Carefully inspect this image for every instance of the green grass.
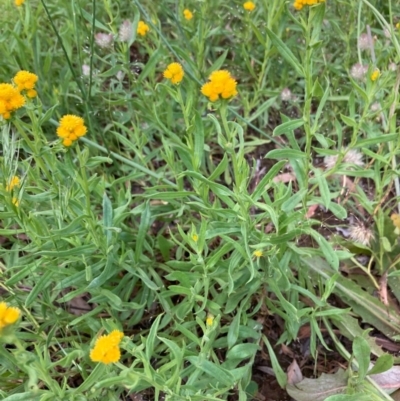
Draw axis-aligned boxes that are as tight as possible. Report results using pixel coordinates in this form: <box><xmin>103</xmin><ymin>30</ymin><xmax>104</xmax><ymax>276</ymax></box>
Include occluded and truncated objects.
<box><xmin>1</xmin><ymin>0</ymin><xmax>400</xmax><ymax>400</ymax></box>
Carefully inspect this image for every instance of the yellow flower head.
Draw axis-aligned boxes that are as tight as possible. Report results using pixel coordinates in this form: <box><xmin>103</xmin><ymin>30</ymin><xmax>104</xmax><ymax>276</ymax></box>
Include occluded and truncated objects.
<box><xmin>183</xmin><ymin>9</ymin><xmax>193</xmax><ymax>20</ymax></box>
<box><xmin>15</xmin><ymin>0</ymin><xmax>25</xmax><ymax>5</ymax></box>
<box><xmin>391</xmin><ymin>214</ymin><xmax>400</xmax><ymax>229</ymax></box>
<box><xmin>57</xmin><ymin>114</ymin><xmax>87</xmax><ymax>147</ymax></box>
<box><xmin>137</xmin><ymin>21</ymin><xmax>149</xmax><ymax>36</ymax></box>
<box><xmin>201</xmin><ymin>70</ymin><xmax>237</xmax><ymax>102</ymax></box>
<box><xmin>90</xmin><ymin>330</ymin><xmax>124</xmax><ymax>364</ymax></box>
<box><xmin>163</xmin><ymin>62</ymin><xmax>184</xmax><ymax>84</ymax></box>
<box><xmin>370</xmin><ymin>69</ymin><xmax>380</xmax><ymax>81</ymax></box>
<box><xmin>253</xmin><ymin>250</ymin><xmax>263</xmax><ymax>258</ymax></box>
<box><xmin>206</xmin><ymin>314</ymin><xmax>214</xmax><ymax>327</ymax></box>
<box><xmin>13</xmin><ymin>71</ymin><xmax>38</xmax><ymax>97</ymax></box>
<box><xmin>0</xmin><ymin>302</ymin><xmax>21</xmax><ymax>331</ymax></box>
<box><xmin>293</xmin><ymin>0</ymin><xmax>325</xmax><ymax>11</ymax></box>
<box><xmin>243</xmin><ymin>1</ymin><xmax>256</xmax><ymax>11</ymax></box>
<box><xmin>0</xmin><ymin>83</ymin><xmax>25</xmax><ymax>119</ymax></box>
<box><xmin>6</xmin><ymin>176</ymin><xmax>20</xmax><ymax>192</ymax></box>
<box><xmin>192</xmin><ymin>233</ymin><xmax>199</xmax><ymax>242</ymax></box>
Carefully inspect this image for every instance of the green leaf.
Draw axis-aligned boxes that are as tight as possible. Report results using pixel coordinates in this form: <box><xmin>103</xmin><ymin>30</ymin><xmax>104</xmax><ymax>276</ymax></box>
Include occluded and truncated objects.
<box><xmin>25</xmin><ymin>270</ymin><xmax>53</xmax><ymax>307</ymax></box>
<box><xmin>304</xmin><ymin>257</ymin><xmax>400</xmax><ymax>339</ymax></box>
<box><xmin>143</xmin><ymin>191</ymin><xmax>194</xmax><ymax>200</ymax></box>
<box><xmin>328</xmin><ymin>202</ymin><xmax>347</xmax><ymax>220</ymax></box>
<box><xmin>205</xmin><ymin>50</ymin><xmax>229</xmax><ymax>76</ymax></box>
<box><xmin>265</xmin><ymin>28</ymin><xmax>304</xmax><ymax>77</ymax></box>
<box><xmin>367</xmin><ymin>354</ymin><xmax>393</xmax><ymax>376</ymax></box>
<box><xmin>146</xmin><ymin>314</ymin><xmax>162</xmax><ymax>361</ymax></box>
<box><xmin>273</xmin><ymin>119</ymin><xmax>304</xmax><ymax>137</ymax></box>
<box><xmin>265</xmin><ymin>149</ymin><xmax>306</xmax><ymax>160</ymax></box>
<box><xmin>314</xmin><ymin>170</ymin><xmax>331</xmax><ymax>209</ymax></box>
<box><xmin>355</xmin><ymin>133</ymin><xmax>397</xmax><ymax>147</ymax></box>
<box><xmin>226</xmin><ymin>343</ymin><xmax>259</xmax><ymax>360</ymax></box>
<box><xmin>311</xmin><ymin>230</ymin><xmax>339</xmax><ymax>270</ymax></box>
<box><xmin>76</xmin><ymin>363</ymin><xmax>107</xmax><ymax>392</ymax></box>
<box><xmin>262</xmin><ymin>335</ymin><xmax>287</xmax><ymax>388</ymax></box>
<box><xmin>251</xmin><ymin>160</ymin><xmax>286</xmax><ymax>201</ymax></box>
<box><xmin>193</xmin><ymin>111</ymin><xmax>205</xmax><ymax>170</ymax></box>
<box><xmin>186</xmin><ymin>356</ymin><xmax>234</xmax><ymax>386</ymax></box>
<box><xmin>340</xmin><ymin>114</ymin><xmax>357</xmax><ymax>128</ymax></box>
<box><xmin>281</xmin><ymin>188</ymin><xmax>307</xmax><ymax>213</ymax></box>
<box><xmin>103</xmin><ymin>192</ymin><xmax>113</xmax><ymax>246</ymax></box>
<box><xmin>353</xmin><ymin>336</ymin><xmax>370</xmax><ymax>381</ymax></box>
<box><xmin>135</xmin><ymin>201</ymin><xmax>151</xmax><ymax>263</ymax></box>
<box><xmin>87</xmin><ymin>254</ymin><xmax>114</xmax><ymax>289</ymax></box>
<box><xmin>227</xmin><ymin>313</ymin><xmax>240</xmax><ymax>349</ymax></box>
<box><xmin>2</xmin><ymin>394</ymin><xmax>43</xmax><ymax>401</ymax></box>
<box><xmin>138</xmin><ymin>48</ymin><xmax>162</xmax><ymax>83</ymax></box>
<box><xmin>86</xmin><ymin>156</ymin><xmax>113</xmax><ymax>168</ymax></box>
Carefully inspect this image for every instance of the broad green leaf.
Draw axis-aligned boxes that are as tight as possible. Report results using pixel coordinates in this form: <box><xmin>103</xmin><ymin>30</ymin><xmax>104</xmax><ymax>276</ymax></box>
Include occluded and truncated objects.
<box><xmin>226</xmin><ymin>343</ymin><xmax>259</xmax><ymax>360</ymax></box>
<box><xmin>353</xmin><ymin>336</ymin><xmax>371</xmax><ymax>381</ymax></box>
<box><xmin>367</xmin><ymin>354</ymin><xmax>393</xmax><ymax>376</ymax></box>
<box><xmin>304</xmin><ymin>257</ymin><xmax>400</xmax><ymax>339</ymax></box>
<box><xmin>227</xmin><ymin>313</ymin><xmax>240</xmax><ymax>349</ymax></box>
<box><xmin>186</xmin><ymin>356</ymin><xmax>234</xmax><ymax>386</ymax></box>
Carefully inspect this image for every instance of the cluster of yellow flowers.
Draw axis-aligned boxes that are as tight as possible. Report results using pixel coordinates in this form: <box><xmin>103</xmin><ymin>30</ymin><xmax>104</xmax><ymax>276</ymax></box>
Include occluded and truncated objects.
<box><xmin>163</xmin><ymin>63</ymin><xmax>238</xmax><ymax>102</ymax></box>
<box><xmin>90</xmin><ymin>330</ymin><xmax>124</xmax><ymax>364</ymax></box>
<box><xmin>137</xmin><ymin>21</ymin><xmax>149</xmax><ymax>36</ymax></box>
<box><xmin>183</xmin><ymin>9</ymin><xmax>193</xmax><ymax>20</ymax></box>
<box><xmin>15</xmin><ymin>0</ymin><xmax>25</xmax><ymax>6</ymax></box>
<box><xmin>293</xmin><ymin>0</ymin><xmax>325</xmax><ymax>11</ymax></box>
<box><xmin>201</xmin><ymin>70</ymin><xmax>238</xmax><ymax>102</ymax></box>
<box><xmin>0</xmin><ymin>70</ymin><xmax>37</xmax><ymax>120</ymax></box>
<box><xmin>163</xmin><ymin>63</ymin><xmax>185</xmax><ymax>84</ymax></box>
<box><xmin>56</xmin><ymin>114</ymin><xmax>88</xmax><ymax>147</ymax></box>
<box><xmin>14</xmin><ymin>70</ymin><xmax>38</xmax><ymax>98</ymax></box>
<box><xmin>0</xmin><ymin>302</ymin><xmax>20</xmax><ymax>332</ymax></box>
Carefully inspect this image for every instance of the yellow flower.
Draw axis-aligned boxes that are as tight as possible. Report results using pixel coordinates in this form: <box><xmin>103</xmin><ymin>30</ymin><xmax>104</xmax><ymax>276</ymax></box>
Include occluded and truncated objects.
<box><xmin>13</xmin><ymin>71</ymin><xmax>38</xmax><ymax>97</ymax></box>
<box><xmin>391</xmin><ymin>214</ymin><xmax>400</xmax><ymax>229</ymax></box>
<box><xmin>201</xmin><ymin>70</ymin><xmax>237</xmax><ymax>102</ymax></box>
<box><xmin>0</xmin><ymin>302</ymin><xmax>21</xmax><ymax>331</ymax></box>
<box><xmin>243</xmin><ymin>1</ymin><xmax>256</xmax><ymax>11</ymax></box>
<box><xmin>206</xmin><ymin>314</ymin><xmax>214</xmax><ymax>327</ymax></box>
<box><xmin>56</xmin><ymin>114</ymin><xmax>87</xmax><ymax>147</ymax></box>
<box><xmin>90</xmin><ymin>330</ymin><xmax>124</xmax><ymax>364</ymax></box>
<box><xmin>183</xmin><ymin>9</ymin><xmax>193</xmax><ymax>20</ymax></box>
<box><xmin>137</xmin><ymin>21</ymin><xmax>149</xmax><ymax>36</ymax></box>
<box><xmin>370</xmin><ymin>69</ymin><xmax>380</xmax><ymax>81</ymax></box>
<box><xmin>0</xmin><ymin>83</ymin><xmax>25</xmax><ymax>119</ymax></box>
<box><xmin>192</xmin><ymin>233</ymin><xmax>199</xmax><ymax>242</ymax></box>
<box><xmin>163</xmin><ymin>62</ymin><xmax>184</xmax><ymax>84</ymax></box>
<box><xmin>293</xmin><ymin>0</ymin><xmax>325</xmax><ymax>11</ymax></box>
<box><xmin>6</xmin><ymin>176</ymin><xmax>20</xmax><ymax>192</ymax></box>
<box><xmin>15</xmin><ymin>0</ymin><xmax>25</xmax><ymax>5</ymax></box>
<box><xmin>253</xmin><ymin>250</ymin><xmax>263</xmax><ymax>258</ymax></box>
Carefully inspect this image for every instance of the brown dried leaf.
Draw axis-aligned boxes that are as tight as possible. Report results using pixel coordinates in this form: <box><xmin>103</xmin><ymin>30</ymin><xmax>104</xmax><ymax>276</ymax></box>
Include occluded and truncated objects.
<box><xmin>287</xmin><ymin>359</ymin><xmax>303</xmax><ymax>385</ymax></box>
